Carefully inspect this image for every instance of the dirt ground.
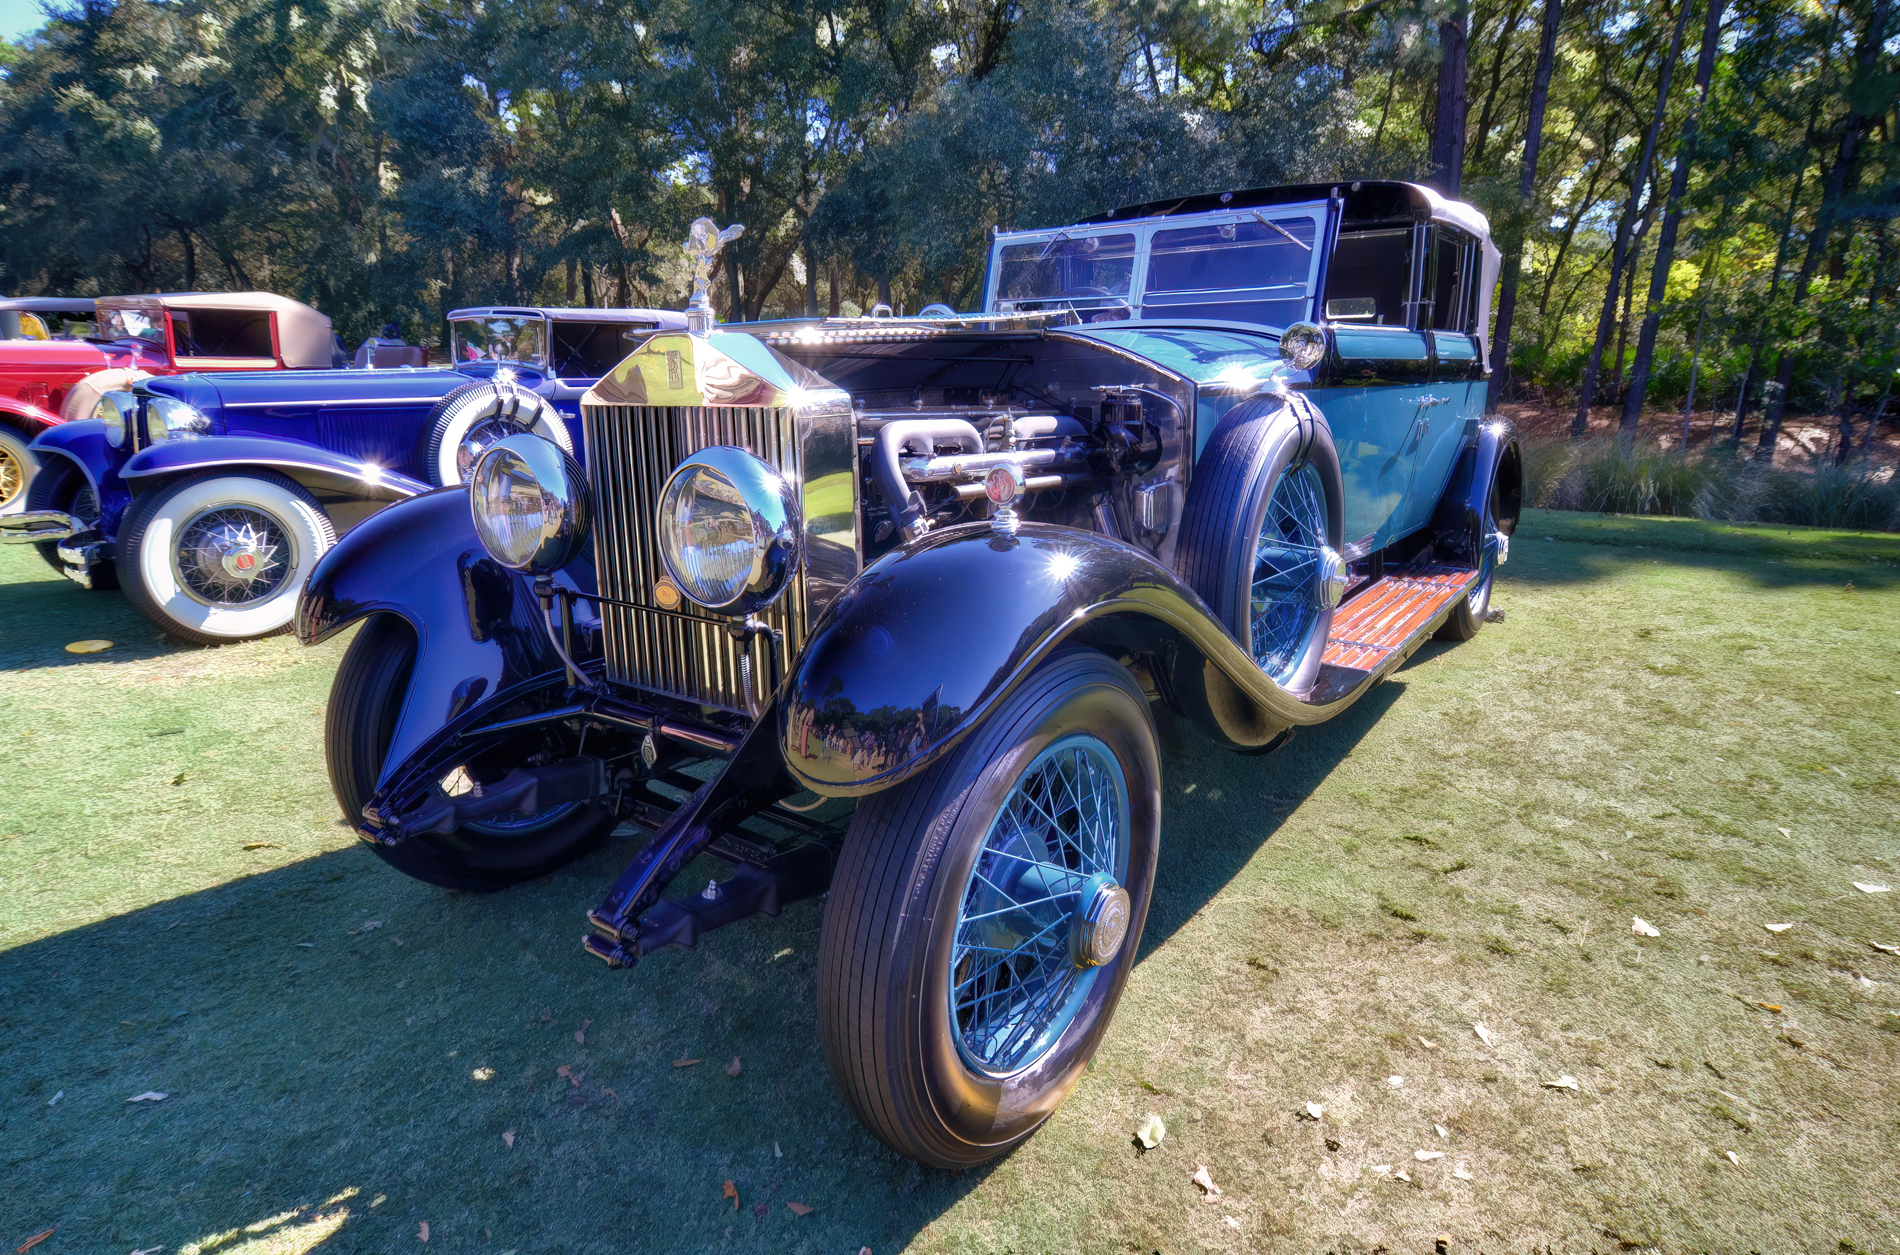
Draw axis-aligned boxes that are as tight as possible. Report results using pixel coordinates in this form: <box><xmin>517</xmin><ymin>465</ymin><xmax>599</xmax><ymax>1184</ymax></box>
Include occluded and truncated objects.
<box><xmin>1497</xmin><ymin>398</ymin><xmax>1900</xmax><ymax>468</ymax></box>
<box><xmin>2</xmin><ymin>512</ymin><xmax>1898</xmax><ymax>1254</ymax></box>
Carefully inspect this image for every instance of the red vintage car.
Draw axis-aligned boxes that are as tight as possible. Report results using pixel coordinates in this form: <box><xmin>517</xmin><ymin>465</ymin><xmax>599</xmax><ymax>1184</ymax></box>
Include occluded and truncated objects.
<box><xmin>0</xmin><ymin>291</ymin><xmax>337</xmax><ymax>513</ymax></box>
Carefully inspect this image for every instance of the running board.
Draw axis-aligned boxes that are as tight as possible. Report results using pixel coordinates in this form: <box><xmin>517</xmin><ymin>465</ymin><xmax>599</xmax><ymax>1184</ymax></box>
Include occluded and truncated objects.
<box><xmin>1305</xmin><ymin>566</ymin><xmax>1477</xmax><ymax>704</ymax></box>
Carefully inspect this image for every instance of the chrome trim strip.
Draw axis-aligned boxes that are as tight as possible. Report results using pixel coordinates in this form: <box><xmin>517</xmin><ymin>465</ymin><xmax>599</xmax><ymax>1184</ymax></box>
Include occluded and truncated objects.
<box><xmin>222</xmin><ymin>397</ymin><xmax>450</xmax><ymax>408</ymax></box>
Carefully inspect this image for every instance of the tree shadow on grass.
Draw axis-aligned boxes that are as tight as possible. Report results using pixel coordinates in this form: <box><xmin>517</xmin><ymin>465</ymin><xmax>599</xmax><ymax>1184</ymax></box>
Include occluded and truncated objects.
<box><xmin>1502</xmin><ymin>510</ymin><xmax>1900</xmax><ymax>592</ymax></box>
<box><xmin>0</xmin><ymin>836</ymin><xmax>991</xmax><ymax>1255</ymax></box>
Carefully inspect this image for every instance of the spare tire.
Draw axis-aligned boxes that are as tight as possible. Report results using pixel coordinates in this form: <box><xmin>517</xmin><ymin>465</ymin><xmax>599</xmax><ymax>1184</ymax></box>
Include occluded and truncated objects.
<box><xmin>60</xmin><ymin>368</ymin><xmax>154</xmax><ymax>425</ymax></box>
<box><xmin>417</xmin><ymin>379</ymin><xmax>571</xmax><ymax>486</ymax></box>
<box><xmin>1176</xmin><ymin>391</ymin><xmax>1345</xmax><ymax>695</ymax></box>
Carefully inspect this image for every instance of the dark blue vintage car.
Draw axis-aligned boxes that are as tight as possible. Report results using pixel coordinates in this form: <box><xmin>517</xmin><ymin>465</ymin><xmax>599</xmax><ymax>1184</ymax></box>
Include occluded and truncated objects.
<box><xmin>1</xmin><ymin>305</ymin><xmax>684</xmax><ymax>644</ymax></box>
<box><xmin>293</xmin><ymin>183</ymin><xmax>1522</xmax><ymax>1168</ymax></box>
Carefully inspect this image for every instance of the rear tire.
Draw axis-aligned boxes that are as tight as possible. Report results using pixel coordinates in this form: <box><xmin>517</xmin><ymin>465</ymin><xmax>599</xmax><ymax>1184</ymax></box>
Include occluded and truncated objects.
<box><xmin>419</xmin><ymin>380</ymin><xmax>570</xmax><ymax>486</ymax></box>
<box><xmin>818</xmin><ymin>649</ymin><xmax>1161</xmax><ymax>1167</ymax></box>
<box><xmin>1177</xmin><ymin>393</ymin><xmax>1344</xmax><ymax>692</ymax></box>
<box><xmin>326</xmin><ymin>614</ymin><xmax>615</xmax><ymax>890</ymax></box>
<box><xmin>1436</xmin><ymin>441</ymin><xmax>1520</xmax><ymax>641</ymax></box>
<box><xmin>120</xmin><ymin>471</ymin><xmax>335</xmax><ymax>645</ymax></box>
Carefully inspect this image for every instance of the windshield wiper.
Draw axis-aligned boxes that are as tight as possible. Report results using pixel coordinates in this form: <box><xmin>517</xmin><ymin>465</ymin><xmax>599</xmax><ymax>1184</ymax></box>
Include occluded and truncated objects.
<box><xmin>1251</xmin><ymin>212</ymin><xmax>1312</xmax><ymax>251</ymax></box>
<box><xmin>1033</xmin><ymin>231</ymin><xmax>1072</xmax><ymax>263</ymax></box>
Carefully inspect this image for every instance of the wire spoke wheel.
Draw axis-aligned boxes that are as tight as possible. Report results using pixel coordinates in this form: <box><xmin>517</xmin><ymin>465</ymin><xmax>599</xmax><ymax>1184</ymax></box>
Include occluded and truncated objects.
<box><xmin>0</xmin><ymin>440</ymin><xmax>23</xmax><ymax>508</ymax></box>
<box><xmin>1249</xmin><ymin>461</ymin><xmax>1328</xmax><ymax>683</ymax></box>
<box><xmin>172</xmin><ymin>505</ymin><xmax>292</xmax><ymax>607</ymax></box>
<box><xmin>950</xmin><ymin>734</ymin><xmax>1129</xmax><ymax>1076</ymax></box>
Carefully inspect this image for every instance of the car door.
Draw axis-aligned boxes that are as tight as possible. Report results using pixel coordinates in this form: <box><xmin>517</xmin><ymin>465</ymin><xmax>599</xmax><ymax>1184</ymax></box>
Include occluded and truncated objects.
<box><xmin>1394</xmin><ymin>226</ymin><xmax>1486</xmax><ymax>538</ymax></box>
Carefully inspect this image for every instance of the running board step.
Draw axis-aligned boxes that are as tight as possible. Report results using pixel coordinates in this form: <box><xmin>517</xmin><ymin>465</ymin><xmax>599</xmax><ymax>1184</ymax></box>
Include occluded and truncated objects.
<box><xmin>1302</xmin><ymin>566</ymin><xmax>1478</xmax><ymax>704</ymax></box>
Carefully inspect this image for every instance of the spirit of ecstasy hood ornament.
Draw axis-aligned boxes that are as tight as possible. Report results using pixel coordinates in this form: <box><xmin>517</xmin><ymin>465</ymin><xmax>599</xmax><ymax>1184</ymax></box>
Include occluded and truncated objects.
<box><xmin>684</xmin><ymin>217</ymin><xmax>745</xmax><ymax>332</ymax></box>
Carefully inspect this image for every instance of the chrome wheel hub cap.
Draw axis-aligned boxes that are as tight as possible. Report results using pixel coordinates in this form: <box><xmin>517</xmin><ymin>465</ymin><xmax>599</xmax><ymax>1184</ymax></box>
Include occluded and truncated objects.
<box><xmin>174</xmin><ymin>507</ymin><xmax>288</xmax><ymax>606</ymax></box>
<box><xmin>1070</xmin><ymin>872</ymin><xmax>1131</xmax><ymax>968</ymax></box>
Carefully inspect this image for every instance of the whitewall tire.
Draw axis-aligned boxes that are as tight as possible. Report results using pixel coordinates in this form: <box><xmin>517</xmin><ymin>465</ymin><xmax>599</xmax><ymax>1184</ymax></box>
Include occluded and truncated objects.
<box><xmin>119</xmin><ymin>471</ymin><xmax>336</xmax><ymax>645</ymax></box>
<box><xmin>420</xmin><ymin>380</ymin><xmax>570</xmax><ymax>487</ymax></box>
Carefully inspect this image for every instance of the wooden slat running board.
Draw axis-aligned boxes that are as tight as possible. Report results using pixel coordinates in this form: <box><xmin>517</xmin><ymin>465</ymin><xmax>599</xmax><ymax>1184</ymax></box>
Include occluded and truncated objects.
<box><xmin>1321</xmin><ymin>566</ymin><xmax>1477</xmax><ymax>671</ymax></box>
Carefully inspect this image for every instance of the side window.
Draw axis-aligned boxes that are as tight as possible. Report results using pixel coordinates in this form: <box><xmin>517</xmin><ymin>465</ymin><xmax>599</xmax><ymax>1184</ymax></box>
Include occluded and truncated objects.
<box><xmin>176</xmin><ymin>309</ymin><xmax>276</xmax><ymax>358</ymax></box>
<box><xmin>1430</xmin><ymin>228</ymin><xmax>1476</xmax><ymax>332</ymax></box>
<box><xmin>1323</xmin><ymin>229</ymin><xmax>1413</xmax><ymax>326</ymax></box>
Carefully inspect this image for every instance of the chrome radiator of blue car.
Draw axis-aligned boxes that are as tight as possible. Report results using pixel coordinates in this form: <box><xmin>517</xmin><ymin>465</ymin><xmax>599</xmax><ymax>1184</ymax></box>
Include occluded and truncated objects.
<box><xmin>582</xmin><ymin>401</ymin><xmax>810</xmax><ymax>715</ymax></box>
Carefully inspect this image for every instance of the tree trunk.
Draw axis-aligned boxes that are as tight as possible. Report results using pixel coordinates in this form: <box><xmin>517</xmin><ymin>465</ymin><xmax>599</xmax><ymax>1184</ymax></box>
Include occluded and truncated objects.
<box><xmin>1570</xmin><ymin>0</ymin><xmax>1692</xmax><ymax>439</ymax></box>
<box><xmin>582</xmin><ymin>264</ymin><xmax>596</xmax><ymax>308</ymax></box>
<box><xmin>1429</xmin><ymin>7</ymin><xmax>1470</xmax><ymax>194</ymax></box>
<box><xmin>878</xmin><ymin>274</ymin><xmax>892</xmax><ymax>309</ymax></box>
<box><xmin>1487</xmin><ymin>0</ymin><xmax>1562</xmax><ymax>413</ymax></box>
<box><xmin>1757</xmin><ymin>0</ymin><xmax>1891</xmax><ymax>461</ymax></box>
<box><xmin>1621</xmin><ymin>0</ymin><xmax>1727</xmax><ymax>440</ymax></box>
<box><xmin>804</xmin><ymin>241</ymin><xmax>820</xmax><ymax>317</ymax></box>
<box><xmin>565</xmin><ymin>257</ymin><xmax>578</xmax><ymax>305</ymax></box>
<box><xmin>1732</xmin><ymin>167</ymin><xmax>1806</xmax><ymax>442</ymax></box>
<box><xmin>828</xmin><ymin>257</ymin><xmax>841</xmax><ymax>317</ymax></box>
<box><xmin>178</xmin><ymin>227</ymin><xmax>197</xmax><ymax>290</ymax></box>
<box><xmin>1611</xmin><ymin>228</ymin><xmax>1644</xmax><ymax>400</ymax></box>
<box><xmin>1468</xmin><ymin>0</ymin><xmax>1529</xmax><ymax>169</ymax></box>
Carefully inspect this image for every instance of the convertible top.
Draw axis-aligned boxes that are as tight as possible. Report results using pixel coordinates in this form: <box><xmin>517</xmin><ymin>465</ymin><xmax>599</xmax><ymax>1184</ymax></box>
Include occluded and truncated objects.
<box><xmin>449</xmin><ymin>306</ymin><xmax>689</xmax><ymax>327</ymax></box>
<box><xmin>97</xmin><ymin>291</ymin><xmax>336</xmax><ymax>368</ymax></box>
<box><xmin>1080</xmin><ymin>179</ymin><xmax>1493</xmax><ymax>243</ymax></box>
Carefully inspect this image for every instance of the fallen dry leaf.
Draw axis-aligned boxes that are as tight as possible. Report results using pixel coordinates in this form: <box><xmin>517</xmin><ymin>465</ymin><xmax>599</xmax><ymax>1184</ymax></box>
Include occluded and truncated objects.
<box><xmin>1415</xmin><ymin>1149</ymin><xmax>1445</xmax><ymax>1161</ymax></box>
<box><xmin>1542</xmin><ymin>1075</ymin><xmax>1580</xmax><ymax>1090</ymax></box>
<box><xmin>556</xmin><ymin>1064</ymin><xmax>580</xmax><ymax>1087</ymax></box>
<box><xmin>1473</xmin><ymin>1023</ymin><xmax>1494</xmax><ymax>1047</ymax></box>
<box><xmin>127</xmin><ymin>1091</ymin><xmax>167</xmax><ymax>1103</ymax></box>
<box><xmin>1725</xmin><ymin>1151</ymin><xmax>1740</xmax><ymax>1165</ymax></box>
<box><xmin>418</xmin><ymin>1220</ymin><xmax>429</xmax><ymax>1241</ymax></box>
<box><xmin>1191</xmin><ymin>1165</ymin><xmax>1222</xmax><ymax>1200</ymax></box>
<box><xmin>786</xmin><ymin>1201</ymin><xmax>813</xmax><ymax>1216</ymax></box>
<box><xmin>1756</xmin><ymin>1002</ymin><xmax>1783</xmax><ymax>1013</ymax></box>
<box><xmin>1301</xmin><ymin>1101</ymin><xmax>1324</xmax><ymax>1120</ymax></box>
<box><xmin>45</xmin><ymin>1091</ymin><xmax>61</xmax><ymax>1107</ymax></box>
<box><xmin>242</xmin><ymin>842</ymin><xmax>277</xmax><ymax>851</ymax></box>
<box><xmin>774</xmin><ymin>1141</ymin><xmax>782</xmax><ymax>1158</ymax></box>
<box><xmin>1435</xmin><ymin>1123</ymin><xmax>1450</xmax><ymax>1140</ymax></box>
<box><xmin>16</xmin><ymin>1229</ymin><xmax>55</xmax><ymax>1253</ymax></box>
<box><xmin>1135</xmin><ymin>1113</ymin><xmax>1166</xmax><ymax>1148</ymax></box>
<box><xmin>502</xmin><ymin>1130</ymin><xmax>515</xmax><ymax>1148</ymax></box>
<box><xmin>673</xmin><ymin>1057</ymin><xmax>702</xmax><ymax>1068</ymax></box>
<box><xmin>722</xmin><ymin>1180</ymin><xmax>739</xmax><ymax>1211</ymax></box>
<box><xmin>575</xmin><ymin>1018</ymin><xmax>591</xmax><ymax>1045</ymax></box>
<box><xmin>1393</xmin><ymin>1168</ymin><xmax>1413</xmax><ymax>1183</ymax></box>
<box><xmin>1418</xmin><ymin>1036</ymin><xmax>1438</xmax><ymax>1050</ymax></box>
<box><xmin>1763</xmin><ymin>923</ymin><xmax>1794</xmax><ymax>933</ymax></box>
<box><xmin>1777</xmin><ymin>826</ymin><xmax>1791</xmax><ymax>837</ymax></box>
<box><xmin>1632</xmin><ymin>916</ymin><xmax>1661</xmax><ymax>937</ymax></box>
<box><xmin>349</xmin><ymin>921</ymin><xmax>383</xmax><ymax>935</ymax></box>
<box><xmin>726</xmin><ymin>1056</ymin><xmax>742</xmax><ymax>1077</ymax></box>
<box><xmin>1873</xmin><ymin>942</ymin><xmax>1899</xmax><ymax>954</ymax></box>
<box><xmin>1221</xmin><ymin>1217</ymin><xmax>1241</xmax><ymax>1230</ymax></box>
<box><xmin>1854</xmin><ymin>882</ymin><xmax>1892</xmax><ymax>894</ymax></box>
<box><xmin>1452</xmin><ymin>1166</ymin><xmax>1473</xmax><ymax>1181</ymax></box>
<box><xmin>539</xmin><ymin>1008</ymin><xmax>553</xmax><ymax>1022</ymax></box>
<box><xmin>1388</xmin><ymin>1075</ymin><xmax>1405</xmax><ymax>1087</ymax></box>
<box><xmin>1857</xmin><ymin>975</ymin><xmax>1878</xmax><ymax>990</ymax></box>
<box><xmin>133</xmin><ymin>1248</ymin><xmax>163</xmax><ymax>1254</ymax></box>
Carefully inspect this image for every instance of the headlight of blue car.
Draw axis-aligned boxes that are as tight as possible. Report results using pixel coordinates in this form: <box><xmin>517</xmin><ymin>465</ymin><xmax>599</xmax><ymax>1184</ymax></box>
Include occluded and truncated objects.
<box><xmin>144</xmin><ymin>396</ymin><xmax>211</xmax><ymax>444</ymax></box>
<box><xmin>94</xmin><ymin>390</ymin><xmax>137</xmax><ymax>448</ymax></box>
<box><xmin>469</xmin><ymin>433</ymin><xmax>592</xmax><ymax>575</ymax></box>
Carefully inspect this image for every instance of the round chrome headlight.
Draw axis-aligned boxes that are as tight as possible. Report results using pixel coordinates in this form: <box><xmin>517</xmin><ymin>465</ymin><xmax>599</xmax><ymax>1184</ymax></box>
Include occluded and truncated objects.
<box><xmin>95</xmin><ymin>390</ymin><xmax>136</xmax><ymax>448</ymax></box>
<box><xmin>469</xmin><ymin>433</ymin><xmax>592</xmax><ymax>574</ymax></box>
<box><xmin>1278</xmin><ymin>321</ymin><xmax>1327</xmax><ymax>372</ymax></box>
<box><xmin>657</xmin><ymin>447</ymin><xmax>801</xmax><ymax>614</ymax></box>
<box><xmin>144</xmin><ymin>396</ymin><xmax>210</xmax><ymax>444</ymax></box>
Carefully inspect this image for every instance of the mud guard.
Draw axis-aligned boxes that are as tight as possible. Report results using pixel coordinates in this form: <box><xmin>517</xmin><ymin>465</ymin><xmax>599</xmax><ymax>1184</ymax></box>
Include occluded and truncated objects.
<box><xmin>1430</xmin><ymin>418</ymin><xmax>1522</xmax><ymax>568</ymax></box>
<box><xmin>0</xmin><ymin>396</ymin><xmax>62</xmax><ymax>433</ymax></box>
<box><xmin>28</xmin><ymin>419</ymin><xmax>127</xmax><ymax>523</ymax></box>
<box><xmin>120</xmin><ymin>435</ymin><xmax>431</xmax><ymax>501</ymax></box>
<box><xmin>778</xmin><ymin>521</ymin><xmax>1393</xmax><ymax>798</ymax></box>
<box><xmin>296</xmin><ymin>486</ymin><xmax>571</xmax><ymax>782</ymax></box>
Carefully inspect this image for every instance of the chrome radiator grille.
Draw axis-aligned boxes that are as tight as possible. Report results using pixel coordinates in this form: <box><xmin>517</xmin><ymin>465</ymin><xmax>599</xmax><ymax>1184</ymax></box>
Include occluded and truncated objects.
<box><xmin>585</xmin><ymin>404</ymin><xmax>808</xmax><ymax>714</ymax></box>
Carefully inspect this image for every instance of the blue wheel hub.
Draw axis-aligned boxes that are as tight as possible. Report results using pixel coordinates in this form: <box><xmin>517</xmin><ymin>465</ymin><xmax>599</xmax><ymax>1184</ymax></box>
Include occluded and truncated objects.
<box><xmin>949</xmin><ymin>734</ymin><xmax>1130</xmax><ymax>1076</ymax></box>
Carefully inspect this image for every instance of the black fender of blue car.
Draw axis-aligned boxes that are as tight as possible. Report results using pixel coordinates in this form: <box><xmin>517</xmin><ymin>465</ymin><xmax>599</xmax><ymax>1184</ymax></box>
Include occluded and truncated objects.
<box><xmin>119</xmin><ymin>435</ymin><xmax>433</xmax><ymax>503</ymax></box>
<box><xmin>778</xmin><ymin>521</ymin><xmax>1415</xmax><ymax>799</ymax></box>
<box><xmin>296</xmin><ymin>486</ymin><xmax>575</xmax><ymax>782</ymax></box>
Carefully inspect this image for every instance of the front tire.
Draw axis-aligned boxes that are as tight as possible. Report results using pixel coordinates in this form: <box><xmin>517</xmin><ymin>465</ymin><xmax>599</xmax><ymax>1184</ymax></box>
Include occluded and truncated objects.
<box><xmin>326</xmin><ymin>615</ymin><xmax>615</xmax><ymax>890</ymax></box>
<box><xmin>0</xmin><ymin>425</ymin><xmax>37</xmax><ymax>515</ymax></box>
<box><xmin>22</xmin><ymin>456</ymin><xmax>108</xmax><ymax>583</ymax></box>
<box><xmin>818</xmin><ymin>649</ymin><xmax>1161</xmax><ymax>1167</ymax></box>
<box><xmin>119</xmin><ymin>471</ymin><xmax>336</xmax><ymax>645</ymax></box>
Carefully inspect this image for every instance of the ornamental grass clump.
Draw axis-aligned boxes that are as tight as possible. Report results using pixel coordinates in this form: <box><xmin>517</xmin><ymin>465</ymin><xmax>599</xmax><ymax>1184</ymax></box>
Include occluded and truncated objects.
<box><xmin>1523</xmin><ymin>437</ymin><xmax>1900</xmax><ymax>532</ymax></box>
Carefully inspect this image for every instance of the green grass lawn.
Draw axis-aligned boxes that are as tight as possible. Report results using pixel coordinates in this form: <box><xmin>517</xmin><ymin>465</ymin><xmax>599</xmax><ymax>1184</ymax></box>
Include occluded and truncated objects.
<box><xmin>3</xmin><ymin>511</ymin><xmax>1897</xmax><ymax>1255</ymax></box>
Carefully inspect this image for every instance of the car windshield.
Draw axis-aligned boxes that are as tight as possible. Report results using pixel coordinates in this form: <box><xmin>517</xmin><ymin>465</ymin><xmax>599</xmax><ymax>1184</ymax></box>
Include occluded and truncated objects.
<box><xmin>995</xmin><ymin>233</ymin><xmax>1137</xmax><ymax>321</ymax></box>
<box><xmin>95</xmin><ymin>307</ymin><xmax>166</xmax><ymax>347</ymax></box>
<box><xmin>452</xmin><ymin>316</ymin><xmax>550</xmax><ymax>369</ymax></box>
<box><xmin>1142</xmin><ymin>215</ymin><xmax>1318</xmax><ymax>325</ymax></box>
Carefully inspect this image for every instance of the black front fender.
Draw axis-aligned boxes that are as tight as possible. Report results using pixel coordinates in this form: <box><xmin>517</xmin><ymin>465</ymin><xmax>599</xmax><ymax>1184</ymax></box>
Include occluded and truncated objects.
<box><xmin>779</xmin><ymin>522</ymin><xmax>1381</xmax><ymax>798</ymax></box>
<box><xmin>297</xmin><ymin>486</ymin><xmax>567</xmax><ymax>779</ymax></box>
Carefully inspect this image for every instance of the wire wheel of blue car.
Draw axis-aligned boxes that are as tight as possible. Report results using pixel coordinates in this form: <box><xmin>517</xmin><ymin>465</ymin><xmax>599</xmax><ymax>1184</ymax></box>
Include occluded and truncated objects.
<box><xmin>325</xmin><ymin>614</ymin><xmax>616</xmax><ymax>890</ymax></box>
<box><xmin>818</xmin><ymin>648</ymin><xmax>1160</xmax><ymax>1167</ymax></box>
<box><xmin>1177</xmin><ymin>393</ymin><xmax>1344</xmax><ymax>695</ymax></box>
<box><xmin>120</xmin><ymin>471</ymin><xmax>336</xmax><ymax>645</ymax></box>
<box><xmin>420</xmin><ymin>379</ymin><xmax>571</xmax><ymax>487</ymax></box>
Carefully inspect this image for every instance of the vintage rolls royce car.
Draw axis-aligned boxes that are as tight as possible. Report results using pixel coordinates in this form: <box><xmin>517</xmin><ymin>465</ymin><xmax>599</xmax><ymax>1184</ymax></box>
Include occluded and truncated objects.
<box><xmin>294</xmin><ymin>182</ymin><xmax>1522</xmax><ymax>1167</ymax></box>
<box><xmin>0</xmin><ymin>292</ymin><xmax>337</xmax><ymax>515</ymax></box>
<box><xmin>1</xmin><ymin>305</ymin><xmax>684</xmax><ymax>645</ymax></box>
